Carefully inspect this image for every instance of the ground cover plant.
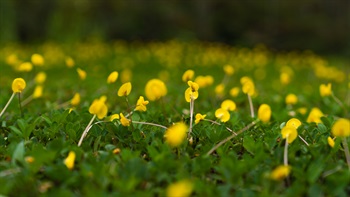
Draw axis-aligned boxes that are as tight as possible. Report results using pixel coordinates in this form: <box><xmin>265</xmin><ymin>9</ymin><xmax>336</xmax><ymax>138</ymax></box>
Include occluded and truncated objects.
<box><xmin>0</xmin><ymin>40</ymin><xmax>349</xmax><ymax>196</ymax></box>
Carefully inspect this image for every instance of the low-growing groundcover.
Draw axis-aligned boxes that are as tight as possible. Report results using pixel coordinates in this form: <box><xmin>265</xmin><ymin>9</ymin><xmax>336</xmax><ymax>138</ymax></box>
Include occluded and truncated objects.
<box><xmin>0</xmin><ymin>41</ymin><xmax>349</xmax><ymax>196</ymax></box>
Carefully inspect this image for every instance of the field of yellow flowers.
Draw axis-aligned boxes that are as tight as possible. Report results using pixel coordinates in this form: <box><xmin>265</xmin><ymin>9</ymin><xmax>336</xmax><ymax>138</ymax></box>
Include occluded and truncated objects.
<box><xmin>0</xmin><ymin>40</ymin><xmax>349</xmax><ymax>196</ymax></box>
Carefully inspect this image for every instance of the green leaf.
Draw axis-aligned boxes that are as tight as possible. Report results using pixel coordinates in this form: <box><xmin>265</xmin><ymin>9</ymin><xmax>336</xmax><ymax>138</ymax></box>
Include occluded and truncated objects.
<box><xmin>243</xmin><ymin>135</ymin><xmax>255</xmax><ymax>155</ymax></box>
<box><xmin>9</xmin><ymin>126</ymin><xmax>23</xmax><ymax>137</ymax></box>
<box><xmin>12</xmin><ymin>141</ymin><xmax>25</xmax><ymax>165</ymax></box>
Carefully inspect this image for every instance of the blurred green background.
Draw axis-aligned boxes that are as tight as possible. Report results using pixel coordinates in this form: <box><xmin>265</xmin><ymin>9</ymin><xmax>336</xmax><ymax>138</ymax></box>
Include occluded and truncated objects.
<box><xmin>1</xmin><ymin>0</ymin><xmax>349</xmax><ymax>55</ymax></box>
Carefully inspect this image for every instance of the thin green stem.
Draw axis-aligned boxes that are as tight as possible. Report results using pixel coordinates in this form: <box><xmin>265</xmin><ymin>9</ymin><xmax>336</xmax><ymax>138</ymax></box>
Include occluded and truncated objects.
<box><xmin>21</xmin><ymin>95</ymin><xmax>33</xmax><ymax>107</ymax></box>
<box><xmin>284</xmin><ymin>138</ymin><xmax>289</xmax><ymax>166</ymax></box>
<box><xmin>132</xmin><ymin>121</ymin><xmax>168</xmax><ymax>130</ymax></box>
<box><xmin>204</xmin><ymin>119</ymin><xmax>237</xmax><ymax>135</ymax></box>
<box><xmin>206</xmin><ymin>120</ymin><xmax>257</xmax><ymax>156</ymax></box>
<box><xmin>332</xmin><ymin>93</ymin><xmax>348</xmax><ymax>115</ymax></box>
<box><xmin>78</xmin><ymin>115</ymin><xmax>96</xmax><ymax>147</ymax></box>
<box><xmin>0</xmin><ymin>92</ymin><xmax>16</xmax><ymax>118</ymax></box>
<box><xmin>247</xmin><ymin>94</ymin><xmax>254</xmax><ymax>118</ymax></box>
<box><xmin>342</xmin><ymin>137</ymin><xmax>350</xmax><ymax>171</ymax></box>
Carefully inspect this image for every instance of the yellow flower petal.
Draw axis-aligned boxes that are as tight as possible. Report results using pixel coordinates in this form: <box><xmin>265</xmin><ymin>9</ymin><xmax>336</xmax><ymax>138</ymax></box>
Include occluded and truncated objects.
<box><xmin>89</xmin><ymin>98</ymin><xmax>108</xmax><ymax>119</ymax></box>
<box><xmin>221</xmin><ymin>99</ymin><xmax>236</xmax><ymax>111</ymax></box>
<box><xmin>319</xmin><ymin>83</ymin><xmax>332</xmax><ymax>97</ymax></box>
<box><xmin>76</xmin><ymin>68</ymin><xmax>87</xmax><ymax>80</ymax></box>
<box><xmin>135</xmin><ymin>96</ymin><xmax>149</xmax><ymax>112</ymax></box>
<box><xmin>327</xmin><ymin>136</ymin><xmax>335</xmax><ymax>148</ymax></box>
<box><xmin>270</xmin><ymin>165</ymin><xmax>291</xmax><ymax>181</ymax></box>
<box><xmin>258</xmin><ymin>104</ymin><xmax>271</xmax><ymax>123</ymax></box>
<box><xmin>12</xmin><ymin>78</ymin><xmax>26</xmax><ymax>93</ymax></box>
<box><xmin>120</xmin><ymin>113</ymin><xmax>130</xmax><ymax>127</ymax></box>
<box><xmin>195</xmin><ymin>113</ymin><xmax>206</xmax><ymax>124</ymax></box>
<box><xmin>306</xmin><ymin>108</ymin><xmax>323</xmax><ymax>124</ymax></box>
<box><xmin>215</xmin><ymin>108</ymin><xmax>230</xmax><ymax>123</ymax></box>
<box><xmin>286</xmin><ymin>118</ymin><xmax>301</xmax><ymax>129</ymax></box>
<box><xmin>118</xmin><ymin>82</ymin><xmax>132</xmax><ymax>97</ymax></box>
<box><xmin>285</xmin><ymin>93</ymin><xmax>298</xmax><ymax>105</ymax></box>
<box><xmin>165</xmin><ymin>122</ymin><xmax>188</xmax><ymax>147</ymax></box>
<box><xmin>107</xmin><ymin>71</ymin><xmax>119</xmax><ymax>84</ymax></box>
<box><xmin>35</xmin><ymin>72</ymin><xmax>46</xmax><ymax>84</ymax></box>
<box><xmin>331</xmin><ymin>118</ymin><xmax>350</xmax><ymax>137</ymax></box>
<box><xmin>70</xmin><ymin>93</ymin><xmax>81</xmax><ymax>106</ymax></box>
<box><xmin>145</xmin><ymin>79</ymin><xmax>167</xmax><ymax>101</ymax></box>
<box><xmin>31</xmin><ymin>53</ymin><xmax>44</xmax><ymax>66</ymax></box>
<box><xmin>166</xmin><ymin>179</ymin><xmax>193</xmax><ymax>197</ymax></box>
<box><xmin>281</xmin><ymin>126</ymin><xmax>298</xmax><ymax>144</ymax></box>
<box><xmin>64</xmin><ymin>151</ymin><xmax>76</xmax><ymax>170</ymax></box>
<box><xmin>182</xmin><ymin>69</ymin><xmax>195</xmax><ymax>82</ymax></box>
<box><xmin>223</xmin><ymin>64</ymin><xmax>234</xmax><ymax>76</ymax></box>
<box><xmin>32</xmin><ymin>86</ymin><xmax>43</xmax><ymax>98</ymax></box>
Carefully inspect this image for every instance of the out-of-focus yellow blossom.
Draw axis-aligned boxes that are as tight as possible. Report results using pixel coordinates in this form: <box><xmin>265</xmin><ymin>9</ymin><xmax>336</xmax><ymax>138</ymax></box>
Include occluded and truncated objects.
<box><xmin>113</xmin><ymin>148</ymin><xmax>121</xmax><ymax>154</ymax></box>
<box><xmin>280</xmin><ymin>72</ymin><xmax>291</xmax><ymax>85</ymax></box>
<box><xmin>327</xmin><ymin>136</ymin><xmax>335</xmax><ymax>148</ymax></box>
<box><xmin>215</xmin><ymin>108</ymin><xmax>230</xmax><ymax>123</ymax></box>
<box><xmin>89</xmin><ymin>97</ymin><xmax>108</xmax><ymax>119</ymax></box>
<box><xmin>120</xmin><ymin>113</ymin><xmax>130</xmax><ymax>126</ymax></box>
<box><xmin>223</xmin><ymin>64</ymin><xmax>234</xmax><ymax>76</ymax></box>
<box><xmin>221</xmin><ymin>99</ymin><xmax>236</xmax><ymax>111</ymax></box>
<box><xmin>281</xmin><ymin>126</ymin><xmax>298</xmax><ymax>144</ymax></box>
<box><xmin>110</xmin><ymin>114</ymin><xmax>120</xmax><ymax>121</ymax></box>
<box><xmin>135</xmin><ymin>96</ymin><xmax>149</xmax><ymax>112</ymax></box>
<box><xmin>35</xmin><ymin>72</ymin><xmax>46</xmax><ymax>84</ymax></box>
<box><xmin>17</xmin><ymin>62</ymin><xmax>33</xmax><ymax>72</ymax></box>
<box><xmin>182</xmin><ymin>69</ymin><xmax>195</xmax><ymax>82</ymax></box>
<box><xmin>70</xmin><ymin>93</ymin><xmax>81</xmax><ymax>107</ymax></box>
<box><xmin>121</xmin><ymin>69</ymin><xmax>132</xmax><ymax>83</ymax></box>
<box><xmin>258</xmin><ymin>104</ymin><xmax>271</xmax><ymax>123</ymax></box>
<box><xmin>25</xmin><ymin>156</ymin><xmax>35</xmax><ymax>163</ymax></box>
<box><xmin>285</xmin><ymin>94</ymin><xmax>298</xmax><ymax>105</ymax></box>
<box><xmin>297</xmin><ymin>107</ymin><xmax>308</xmax><ymax>115</ymax></box>
<box><xmin>32</xmin><ymin>86</ymin><xmax>43</xmax><ymax>99</ymax></box>
<box><xmin>145</xmin><ymin>79</ymin><xmax>167</xmax><ymax>101</ymax></box>
<box><xmin>107</xmin><ymin>71</ymin><xmax>119</xmax><ymax>84</ymax></box>
<box><xmin>12</xmin><ymin>78</ymin><xmax>26</xmax><ymax>93</ymax></box>
<box><xmin>319</xmin><ymin>83</ymin><xmax>332</xmax><ymax>97</ymax></box>
<box><xmin>229</xmin><ymin>87</ymin><xmax>240</xmax><ymax>97</ymax></box>
<box><xmin>166</xmin><ymin>179</ymin><xmax>193</xmax><ymax>197</ymax></box>
<box><xmin>331</xmin><ymin>118</ymin><xmax>350</xmax><ymax>137</ymax></box>
<box><xmin>286</xmin><ymin>118</ymin><xmax>301</xmax><ymax>129</ymax></box>
<box><xmin>164</xmin><ymin>122</ymin><xmax>188</xmax><ymax>147</ymax></box>
<box><xmin>6</xmin><ymin>54</ymin><xmax>20</xmax><ymax>65</ymax></box>
<box><xmin>195</xmin><ymin>113</ymin><xmax>206</xmax><ymax>124</ymax></box>
<box><xmin>185</xmin><ymin>81</ymin><xmax>199</xmax><ymax>102</ymax></box>
<box><xmin>31</xmin><ymin>54</ymin><xmax>44</xmax><ymax>66</ymax></box>
<box><xmin>194</xmin><ymin>75</ymin><xmax>214</xmax><ymax>88</ymax></box>
<box><xmin>76</xmin><ymin>68</ymin><xmax>86</xmax><ymax>80</ymax></box>
<box><xmin>306</xmin><ymin>107</ymin><xmax>323</xmax><ymax>124</ymax></box>
<box><xmin>240</xmin><ymin>77</ymin><xmax>255</xmax><ymax>95</ymax></box>
<box><xmin>215</xmin><ymin>83</ymin><xmax>225</xmax><ymax>97</ymax></box>
<box><xmin>118</xmin><ymin>82</ymin><xmax>132</xmax><ymax>97</ymax></box>
<box><xmin>65</xmin><ymin>57</ymin><xmax>75</xmax><ymax>68</ymax></box>
<box><xmin>64</xmin><ymin>151</ymin><xmax>76</xmax><ymax>170</ymax></box>
<box><xmin>270</xmin><ymin>165</ymin><xmax>291</xmax><ymax>181</ymax></box>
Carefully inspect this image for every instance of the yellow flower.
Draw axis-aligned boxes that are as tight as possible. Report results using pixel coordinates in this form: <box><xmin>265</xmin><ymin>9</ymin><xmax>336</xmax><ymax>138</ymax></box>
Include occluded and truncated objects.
<box><xmin>166</xmin><ymin>179</ymin><xmax>193</xmax><ymax>197</ymax></box>
<box><xmin>32</xmin><ymin>86</ymin><xmax>43</xmax><ymax>99</ymax></box>
<box><xmin>270</xmin><ymin>165</ymin><xmax>291</xmax><ymax>181</ymax></box>
<box><xmin>327</xmin><ymin>136</ymin><xmax>335</xmax><ymax>148</ymax></box>
<box><xmin>89</xmin><ymin>98</ymin><xmax>108</xmax><ymax>119</ymax></box>
<box><xmin>118</xmin><ymin>82</ymin><xmax>132</xmax><ymax>97</ymax></box>
<box><xmin>223</xmin><ymin>64</ymin><xmax>234</xmax><ymax>76</ymax></box>
<box><xmin>65</xmin><ymin>57</ymin><xmax>75</xmax><ymax>68</ymax></box>
<box><xmin>306</xmin><ymin>107</ymin><xmax>323</xmax><ymax>124</ymax></box>
<box><xmin>17</xmin><ymin>62</ymin><xmax>33</xmax><ymax>72</ymax></box>
<box><xmin>107</xmin><ymin>71</ymin><xmax>119</xmax><ymax>84</ymax></box>
<box><xmin>286</xmin><ymin>118</ymin><xmax>301</xmax><ymax>129</ymax></box>
<box><xmin>258</xmin><ymin>104</ymin><xmax>271</xmax><ymax>123</ymax></box>
<box><xmin>281</xmin><ymin>126</ymin><xmax>298</xmax><ymax>144</ymax></box>
<box><xmin>145</xmin><ymin>79</ymin><xmax>167</xmax><ymax>101</ymax></box>
<box><xmin>185</xmin><ymin>81</ymin><xmax>199</xmax><ymax>102</ymax></box>
<box><xmin>297</xmin><ymin>107</ymin><xmax>308</xmax><ymax>115</ymax></box>
<box><xmin>215</xmin><ymin>108</ymin><xmax>230</xmax><ymax>123</ymax></box>
<box><xmin>182</xmin><ymin>69</ymin><xmax>195</xmax><ymax>82</ymax></box>
<box><xmin>215</xmin><ymin>83</ymin><xmax>225</xmax><ymax>97</ymax></box>
<box><xmin>280</xmin><ymin>72</ymin><xmax>291</xmax><ymax>85</ymax></box>
<box><xmin>110</xmin><ymin>114</ymin><xmax>120</xmax><ymax>121</ymax></box>
<box><xmin>221</xmin><ymin>99</ymin><xmax>236</xmax><ymax>111</ymax></box>
<box><xmin>12</xmin><ymin>78</ymin><xmax>26</xmax><ymax>93</ymax></box>
<box><xmin>240</xmin><ymin>77</ymin><xmax>255</xmax><ymax>95</ymax></box>
<box><xmin>319</xmin><ymin>83</ymin><xmax>332</xmax><ymax>97</ymax></box>
<box><xmin>285</xmin><ymin>94</ymin><xmax>298</xmax><ymax>105</ymax></box>
<box><xmin>135</xmin><ymin>96</ymin><xmax>149</xmax><ymax>112</ymax></box>
<box><xmin>165</xmin><ymin>122</ymin><xmax>188</xmax><ymax>147</ymax></box>
<box><xmin>195</xmin><ymin>113</ymin><xmax>206</xmax><ymax>124</ymax></box>
<box><xmin>64</xmin><ymin>151</ymin><xmax>76</xmax><ymax>170</ymax></box>
<box><xmin>331</xmin><ymin>118</ymin><xmax>350</xmax><ymax>137</ymax></box>
<box><xmin>70</xmin><ymin>93</ymin><xmax>81</xmax><ymax>107</ymax></box>
<box><xmin>77</xmin><ymin>68</ymin><xmax>86</xmax><ymax>80</ymax></box>
<box><xmin>113</xmin><ymin>148</ymin><xmax>121</xmax><ymax>154</ymax></box>
<box><xmin>25</xmin><ymin>156</ymin><xmax>35</xmax><ymax>163</ymax></box>
<box><xmin>194</xmin><ymin>75</ymin><xmax>214</xmax><ymax>88</ymax></box>
<box><xmin>35</xmin><ymin>72</ymin><xmax>46</xmax><ymax>84</ymax></box>
<box><xmin>31</xmin><ymin>54</ymin><xmax>44</xmax><ymax>66</ymax></box>
<box><xmin>229</xmin><ymin>87</ymin><xmax>240</xmax><ymax>97</ymax></box>
<box><xmin>120</xmin><ymin>113</ymin><xmax>130</xmax><ymax>126</ymax></box>
<box><xmin>6</xmin><ymin>54</ymin><xmax>19</xmax><ymax>65</ymax></box>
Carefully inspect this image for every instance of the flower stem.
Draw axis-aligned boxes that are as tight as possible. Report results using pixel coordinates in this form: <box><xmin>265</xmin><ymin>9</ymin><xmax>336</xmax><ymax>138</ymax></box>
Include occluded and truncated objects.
<box><xmin>342</xmin><ymin>137</ymin><xmax>350</xmax><ymax>171</ymax></box>
<box><xmin>18</xmin><ymin>93</ymin><xmax>23</xmax><ymax>118</ymax></box>
<box><xmin>132</xmin><ymin>121</ymin><xmax>168</xmax><ymax>130</ymax></box>
<box><xmin>204</xmin><ymin>119</ymin><xmax>237</xmax><ymax>135</ymax></box>
<box><xmin>247</xmin><ymin>94</ymin><xmax>254</xmax><ymax>118</ymax></box>
<box><xmin>21</xmin><ymin>95</ymin><xmax>33</xmax><ymax>107</ymax></box>
<box><xmin>78</xmin><ymin>115</ymin><xmax>96</xmax><ymax>147</ymax></box>
<box><xmin>206</xmin><ymin>120</ymin><xmax>257</xmax><ymax>156</ymax></box>
<box><xmin>0</xmin><ymin>92</ymin><xmax>16</xmax><ymax>118</ymax></box>
<box><xmin>332</xmin><ymin>93</ymin><xmax>348</xmax><ymax>115</ymax></box>
<box><xmin>284</xmin><ymin>138</ymin><xmax>289</xmax><ymax>166</ymax></box>
<box><xmin>298</xmin><ymin>135</ymin><xmax>309</xmax><ymax>146</ymax></box>
<box><xmin>188</xmin><ymin>97</ymin><xmax>194</xmax><ymax>139</ymax></box>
